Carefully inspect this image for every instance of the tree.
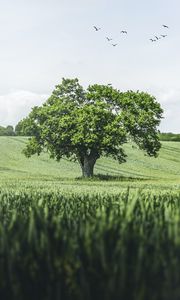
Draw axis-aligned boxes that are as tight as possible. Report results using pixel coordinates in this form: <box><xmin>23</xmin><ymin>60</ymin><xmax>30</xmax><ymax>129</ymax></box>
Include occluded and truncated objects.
<box><xmin>22</xmin><ymin>78</ymin><xmax>163</xmax><ymax>177</ymax></box>
<box><xmin>6</xmin><ymin>125</ymin><xmax>15</xmax><ymax>136</ymax></box>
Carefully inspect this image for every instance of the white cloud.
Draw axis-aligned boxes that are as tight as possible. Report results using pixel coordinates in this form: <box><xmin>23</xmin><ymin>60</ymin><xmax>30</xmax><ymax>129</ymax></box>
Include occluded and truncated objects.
<box><xmin>156</xmin><ymin>89</ymin><xmax>180</xmax><ymax>105</ymax></box>
<box><xmin>154</xmin><ymin>88</ymin><xmax>180</xmax><ymax>133</ymax></box>
<box><xmin>0</xmin><ymin>91</ymin><xmax>48</xmax><ymax>127</ymax></box>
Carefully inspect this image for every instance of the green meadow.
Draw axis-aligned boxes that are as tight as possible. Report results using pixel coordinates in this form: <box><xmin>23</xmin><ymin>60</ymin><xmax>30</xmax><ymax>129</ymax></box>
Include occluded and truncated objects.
<box><xmin>0</xmin><ymin>136</ymin><xmax>180</xmax><ymax>193</ymax></box>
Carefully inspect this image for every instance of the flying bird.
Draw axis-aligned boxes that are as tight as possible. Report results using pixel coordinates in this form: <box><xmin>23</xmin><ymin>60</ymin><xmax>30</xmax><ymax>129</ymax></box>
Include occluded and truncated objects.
<box><xmin>150</xmin><ymin>39</ymin><xmax>154</xmax><ymax>42</ymax></box>
<box><xmin>93</xmin><ymin>26</ymin><xmax>101</xmax><ymax>31</ymax></box>
<box><xmin>155</xmin><ymin>36</ymin><xmax>160</xmax><ymax>40</ymax></box>
<box><xmin>106</xmin><ymin>37</ymin><xmax>112</xmax><ymax>41</ymax></box>
<box><xmin>162</xmin><ymin>24</ymin><xmax>169</xmax><ymax>28</ymax></box>
<box><xmin>112</xmin><ymin>43</ymin><xmax>117</xmax><ymax>47</ymax></box>
<box><xmin>121</xmin><ymin>30</ymin><xmax>127</xmax><ymax>34</ymax></box>
<box><xmin>161</xmin><ymin>34</ymin><xmax>167</xmax><ymax>38</ymax></box>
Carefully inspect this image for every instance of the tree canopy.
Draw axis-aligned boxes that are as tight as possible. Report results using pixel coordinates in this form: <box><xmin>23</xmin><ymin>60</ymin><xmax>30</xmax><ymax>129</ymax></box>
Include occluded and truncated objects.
<box><xmin>21</xmin><ymin>78</ymin><xmax>163</xmax><ymax>177</ymax></box>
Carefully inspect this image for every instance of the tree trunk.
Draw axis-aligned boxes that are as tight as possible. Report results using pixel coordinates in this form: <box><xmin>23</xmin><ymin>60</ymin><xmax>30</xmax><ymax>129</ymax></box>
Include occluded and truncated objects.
<box><xmin>80</xmin><ymin>155</ymin><xmax>96</xmax><ymax>178</ymax></box>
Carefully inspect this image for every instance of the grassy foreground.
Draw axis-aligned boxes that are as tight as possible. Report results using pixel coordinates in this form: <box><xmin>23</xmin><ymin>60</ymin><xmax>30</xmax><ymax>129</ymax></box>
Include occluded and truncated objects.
<box><xmin>0</xmin><ymin>136</ymin><xmax>180</xmax><ymax>192</ymax></box>
<box><xmin>0</xmin><ymin>190</ymin><xmax>180</xmax><ymax>300</ymax></box>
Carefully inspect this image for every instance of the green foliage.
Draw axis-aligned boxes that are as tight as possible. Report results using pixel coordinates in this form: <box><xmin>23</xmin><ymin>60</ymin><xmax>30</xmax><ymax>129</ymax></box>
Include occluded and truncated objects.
<box><xmin>159</xmin><ymin>132</ymin><xmax>180</xmax><ymax>142</ymax></box>
<box><xmin>0</xmin><ymin>125</ymin><xmax>15</xmax><ymax>136</ymax></box>
<box><xmin>21</xmin><ymin>78</ymin><xmax>163</xmax><ymax>177</ymax></box>
<box><xmin>0</xmin><ymin>190</ymin><xmax>180</xmax><ymax>299</ymax></box>
<box><xmin>15</xmin><ymin>118</ymin><xmax>36</xmax><ymax>136</ymax></box>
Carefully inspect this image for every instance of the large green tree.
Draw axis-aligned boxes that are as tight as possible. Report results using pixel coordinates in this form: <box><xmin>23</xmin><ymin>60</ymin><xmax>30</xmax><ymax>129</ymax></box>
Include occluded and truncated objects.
<box><xmin>21</xmin><ymin>78</ymin><xmax>163</xmax><ymax>177</ymax></box>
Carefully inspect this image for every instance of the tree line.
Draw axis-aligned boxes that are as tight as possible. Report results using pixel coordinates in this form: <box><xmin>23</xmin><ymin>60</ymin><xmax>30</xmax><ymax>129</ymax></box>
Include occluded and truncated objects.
<box><xmin>12</xmin><ymin>123</ymin><xmax>180</xmax><ymax>142</ymax></box>
<box><xmin>1</xmin><ymin>125</ymin><xmax>179</xmax><ymax>144</ymax></box>
<box><xmin>0</xmin><ymin>125</ymin><xmax>15</xmax><ymax>136</ymax></box>
<box><xmin>159</xmin><ymin>132</ymin><xmax>180</xmax><ymax>142</ymax></box>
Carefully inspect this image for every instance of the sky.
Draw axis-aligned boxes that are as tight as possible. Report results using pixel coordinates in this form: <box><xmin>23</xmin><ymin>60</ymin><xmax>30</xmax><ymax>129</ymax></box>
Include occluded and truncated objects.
<box><xmin>0</xmin><ymin>0</ymin><xmax>179</xmax><ymax>132</ymax></box>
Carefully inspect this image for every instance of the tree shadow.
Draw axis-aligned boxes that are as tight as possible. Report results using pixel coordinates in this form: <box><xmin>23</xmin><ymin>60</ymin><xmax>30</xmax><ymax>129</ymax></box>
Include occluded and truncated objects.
<box><xmin>76</xmin><ymin>173</ymin><xmax>151</xmax><ymax>182</ymax></box>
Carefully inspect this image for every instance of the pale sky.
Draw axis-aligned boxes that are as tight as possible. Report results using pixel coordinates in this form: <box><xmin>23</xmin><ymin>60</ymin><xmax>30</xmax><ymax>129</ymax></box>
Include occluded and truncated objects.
<box><xmin>0</xmin><ymin>0</ymin><xmax>179</xmax><ymax>132</ymax></box>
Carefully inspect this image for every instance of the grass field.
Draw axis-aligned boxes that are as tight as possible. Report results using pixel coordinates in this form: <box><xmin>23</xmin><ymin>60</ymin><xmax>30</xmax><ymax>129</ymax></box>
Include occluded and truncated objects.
<box><xmin>0</xmin><ymin>187</ymin><xmax>180</xmax><ymax>299</ymax></box>
<box><xmin>0</xmin><ymin>136</ymin><xmax>180</xmax><ymax>193</ymax></box>
<box><xmin>1</xmin><ymin>137</ymin><xmax>180</xmax><ymax>299</ymax></box>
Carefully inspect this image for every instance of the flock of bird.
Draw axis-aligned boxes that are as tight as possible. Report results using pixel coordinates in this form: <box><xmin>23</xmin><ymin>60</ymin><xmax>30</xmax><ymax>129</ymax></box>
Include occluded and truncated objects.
<box><xmin>149</xmin><ymin>24</ymin><xmax>169</xmax><ymax>42</ymax></box>
<box><xmin>93</xmin><ymin>24</ymin><xmax>169</xmax><ymax>47</ymax></box>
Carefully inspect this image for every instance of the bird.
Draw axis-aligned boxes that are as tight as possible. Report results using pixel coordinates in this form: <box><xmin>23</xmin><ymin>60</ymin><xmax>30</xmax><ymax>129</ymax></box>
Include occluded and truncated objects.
<box><xmin>93</xmin><ymin>26</ymin><xmax>101</xmax><ymax>31</ymax></box>
<box><xmin>155</xmin><ymin>36</ymin><xmax>160</xmax><ymax>40</ymax></box>
<box><xmin>162</xmin><ymin>24</ymin><xmax>169</xmax><ymax>28</ymax></box>
<box><xmin>161</xmin><ymin>34</ymin><xmax>167</xmax><ymax>38</ymax></box>
<box><xmin>121</xmin><ymin>30</ymin><xmax>127</xmax><ymax>34</ymax></box>
<box><xmin>112</xmin><ymin>43</ymin><xmax>117</xmax><ymax>47</ymax></box>
<box><xmin>150</xmin><ymin>38</ymin><xmax>157</xmax><ymax>42</ymax></box>
<box><xmin>106</xmin><ymin>37</ymin><xmax>112</xmax><ymax>41</ymax></box>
